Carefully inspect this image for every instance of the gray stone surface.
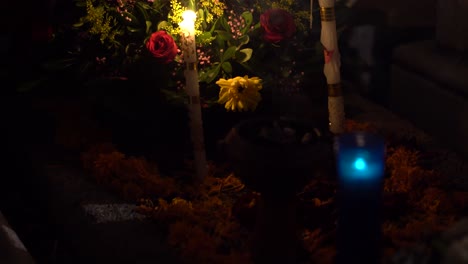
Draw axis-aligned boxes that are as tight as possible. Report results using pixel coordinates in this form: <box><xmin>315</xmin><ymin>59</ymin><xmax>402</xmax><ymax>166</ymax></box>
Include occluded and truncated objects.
<box><xmin>0</xmin><ymin>210</ymin><xmax>35</xmax><ymax>264</ymax></box>
<box><xmin>393</xmin><ymin>40</ymin><xmax>468</xmax><ymax>96</ymax></box>
<box><xmin>389</xmin><ymin>217</ymin><xmax>468</xmax><ymax>264</ymax></box>
<box><xmin>82</xmin><ymin>203</ymin><xmax>146</xmax><ymax>224</ymax></box>
<box><xmin>390</xmin><ymin>63</ymin><xmax>468</xmax><ymax>157</ymax></box>
<box><xmin>354</xmin><ymin>0</ymin><xmax>437</xmax><ymax>28</ymax></box>
<box><xmin>442</xmin><ymin>218</ymin><xmax>468</xmax><ymax>264</ymax></box>
<box><xmin>436</xmin><ymin>0</ymin><xmax>468</xmax><ymax>52</ymax></box>
<box><xmin>389</xmin><ymin>39</ymin><xmax>468</xmax><ymax>160</ymax></box>
<box><xmin>31</xmin><ymin>151</ymin><xmax>180</xmax><ymax>264</ymax></box>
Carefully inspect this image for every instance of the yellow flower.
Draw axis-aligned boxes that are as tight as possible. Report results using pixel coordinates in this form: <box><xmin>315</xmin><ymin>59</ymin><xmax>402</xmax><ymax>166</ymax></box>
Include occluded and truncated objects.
<box><xmin>216</xmin><ymin>76</ymin><xmax>262</xmax><ymax>111</ymax></box>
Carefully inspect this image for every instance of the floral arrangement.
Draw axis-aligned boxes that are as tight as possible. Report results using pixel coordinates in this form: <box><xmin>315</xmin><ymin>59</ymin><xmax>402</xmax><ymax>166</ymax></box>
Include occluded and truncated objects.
<box><xmin>43</xmin><ymin>0</ymin><xmax>350</xmax><ymax>111</ymax></box>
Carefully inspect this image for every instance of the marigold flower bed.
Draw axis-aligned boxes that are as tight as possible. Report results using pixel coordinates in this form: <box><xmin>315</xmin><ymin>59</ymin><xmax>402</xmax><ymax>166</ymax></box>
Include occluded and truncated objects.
<box><xmin>76</xmin><ymin>119</ymin><xmax>468</xmax><ymax>263</ymax></box>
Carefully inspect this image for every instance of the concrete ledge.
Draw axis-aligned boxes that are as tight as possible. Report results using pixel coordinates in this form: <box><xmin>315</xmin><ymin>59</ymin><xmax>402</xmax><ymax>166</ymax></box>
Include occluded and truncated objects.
<box><xmin>353</xmin><ymin>0</ymin><xmax>436</xmax><ymax>28</ymax></box>
<box><xmin>393</xmin><ymin>40</ymin><xmax>468</xmax><ymax>97</ymax></box>
<box><xmin>0</xmin><ymin>211</ymin><xmax>35</xmax><ymax>264</ymax></box>
<box><xmin>389</xmin><ymin>63</ymin><xmax>468</xmax><ymax>158</ymax></box>
<box><xmin>30</xmin><ymin>148</ymin><xmax>180</xmax><ymax>263</ymax></box>
<box><xmin>436</xmin><ymin>0</ymin><xmax>468</xmax><ymax>52</ymax></box>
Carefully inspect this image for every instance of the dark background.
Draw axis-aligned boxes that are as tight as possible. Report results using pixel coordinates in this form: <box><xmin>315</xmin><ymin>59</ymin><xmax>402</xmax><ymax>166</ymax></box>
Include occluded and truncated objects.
<box><xmin>0</xmin><ymin>0</ymin><xmax>440</xmax><ymax>262</ymax></box>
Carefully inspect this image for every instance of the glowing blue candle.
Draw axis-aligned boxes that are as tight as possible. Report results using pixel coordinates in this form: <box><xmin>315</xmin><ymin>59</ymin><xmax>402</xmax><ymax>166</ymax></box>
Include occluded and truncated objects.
<box><xmin>337</xmin><ymin>132</ymin><xmax>385</xmax><ymax>188</ymax></box>
<box><xmin>336</xmin><ymin>132</ymin><xmax>385</xmax><ymax>264</ymax></box>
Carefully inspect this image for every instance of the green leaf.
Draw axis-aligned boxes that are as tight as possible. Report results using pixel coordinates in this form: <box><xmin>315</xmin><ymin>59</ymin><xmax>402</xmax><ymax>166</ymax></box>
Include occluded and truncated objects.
<box><xmin>79</xmin><ymin>62</ymin><xmax>92</xmax><ymax>75</ymax></box>
<box><xmin>137</xmin><ymin>2</ymin><xmax>152</xmax><ymax>9</ymax></box>
<box><xmin>220</xmin><ymin>16</ymin><xmax>230</xmax><ymax>32</ymax></box>
<box><xmin>135</xmin><ymin>2</ymin><xmax>150</xmax><ymax>21</ymax></box>
<box><xmin>157</xmin><ymin>21</ymin><xmax>171</xmax><ymax>31</ymax></box>
<box><xmin>197</xmin><ymin>32</ymin><xmax>215</xmax><ymax>43</ymax></box>
<box><xmin>187</xmin><ymin>0</ymin><xmax>196</xmax><ymax>10</ymax></box>
<box><xmin>209</xmin><ymin>18</ymin><xmax>220</xmax><ymax>34</ymax></box>
<box><xmin>75</xmin><ymin>0</ymin><xmax>86</xmax><ymax>7</ymax></box>
<box><xmin>146</xmin><ymin>20</ymin><xmax>152</xmax><ymax>34</ymax></box>
<box><xmin>221</xmin><ymin>46</ymin><xmax>237</xmax><ymax>62</ymax></box>
<box><xmin>215</xmin><ymin>30</ymin><xmax>232</xmax><ymax>42</ymax></box>
<box><xmin>125</xmin><ymin>44</ymin><xmax>133</xmax><ymax>55</ymax></box>
<box><xmin>252</xmin><ymin>22</ymin><xmax>261</xmax><ymax>31</ymax></box>
<box><xmin>17</xmin><ymin>78</ymin><xmax>46</xmax><ymax>92</ymax></box>
<box><xmin>122</xmin><ymin>12</ymin><xmax>139</xmax><ymax>26</ymax></box>
<box><xmin>42</xmin><ymin>58</ymin><xmax>78</xmax><ymax>71</ymax></box>
<box><xmin>237</xmin><ymin>35</ymin><xmax>250</xmax><ymax>46</ymax></box>
<box><xmin>221</xmin><ymin>61</ymin><xmax>232</xmax><ymax>73</ymax></box>
<box><xmin>236</xmin><ymin>48</ymin><xmax>253</xmax><ymax>63</ymax></box>
<box><xmin>72</xmin><ymin>21</ymin><xmax>84</xmax><ymax>28</ymax></box>
<box><xmin>200</xmin><ymin>65</ymin><xmax>221</xmax><ymax>83</ymax></box>
<box><xmin>216</xmin><ymin>35</ymin><xmax>226</xmax><ymax>51</ymax></box>
<box><xmin>160</xmin><ymin>89</ymin><xmax>187</xmax><ymax>106</ymax></box>
<box><xmin>127</xmin><ymin>26</ymin><xmax>143</xmax><ymax>33</ymax></box>
<box><xmin>239</xmin><ymin>62</ymin><xmax>254</xmax><ymax>73</ymax></box>
<box><xmin>241</xmin><ymin>11</ymin><xmax>253</xmax><ymax>33</ymax></box>
<box><xmin>198</xmin><ymin>9</ymin><xmax>205</xmax><ymax>22</ymax></box>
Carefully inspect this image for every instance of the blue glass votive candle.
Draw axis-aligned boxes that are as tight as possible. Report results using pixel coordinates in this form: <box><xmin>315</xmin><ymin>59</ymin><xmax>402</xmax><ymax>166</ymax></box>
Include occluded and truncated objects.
<box><xmin>335</xmin><ymin>132</ymin><xmax>385</xmax><ymax>264</ymax></box>
<box><xmin>337</xmin><ymin>132</ymin><xmax>385</xmax><ymax>190</ymax></box>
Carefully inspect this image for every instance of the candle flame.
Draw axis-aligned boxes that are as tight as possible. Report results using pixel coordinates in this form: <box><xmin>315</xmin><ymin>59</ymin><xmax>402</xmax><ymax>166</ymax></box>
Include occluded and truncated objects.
<box><xmin>180</xmin><ymin>10</ymin><xmax>196</xmax><ymax>36</ymax></box>
<box><xmin>182</xmin><ymin>10</ymin><xmax>196</xmax><ymax>23</ymax></box>
<box><xmin>353</xmin><ymin>158</ymin><xmax>367</xmax><ymax>170</ymax></box>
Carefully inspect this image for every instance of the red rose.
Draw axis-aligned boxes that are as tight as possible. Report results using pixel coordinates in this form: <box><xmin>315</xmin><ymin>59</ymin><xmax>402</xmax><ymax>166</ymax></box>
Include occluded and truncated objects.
<box><xmin>260</xmin><ymin>9</ymin><xmax>296</xmax><ymax>43</ymax></box>
<box><xmin>146</xmin><ymin>31</ymin><xmax>178</xmax><ymax>64</ymax></box>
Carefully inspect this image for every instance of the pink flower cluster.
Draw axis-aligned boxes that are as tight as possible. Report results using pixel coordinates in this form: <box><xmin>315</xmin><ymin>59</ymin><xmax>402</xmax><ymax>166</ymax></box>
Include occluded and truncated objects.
<box><xmin>227</xmin><ymin>10</ymin><xmax>246</xmax><ymax>39</ymax></box>
<box><xmin>115</xmin><ymin>0</ymin><xmax>133</xmax><ymax>22</ymax></box>
<box><xmin>197</xmin><ymin>49</ymin><xmax>212</xmax><ymax>65</ymax></box>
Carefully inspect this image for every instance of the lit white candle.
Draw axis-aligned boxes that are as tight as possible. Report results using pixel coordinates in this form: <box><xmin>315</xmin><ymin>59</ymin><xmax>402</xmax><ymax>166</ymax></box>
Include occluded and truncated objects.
<box><xmin>179</xmin><ymin>11</ymin><xmax>197</xmax><ymax>63</ymax></box>
<box><xmin>319</xmin><ymin>0</ymin><xmax>345</xmax><ymax>134</ymax></box>
<box><xmin>179</xmin><ymin>10</ymin><xmax>208</xmax><ymax>182</ymax></box>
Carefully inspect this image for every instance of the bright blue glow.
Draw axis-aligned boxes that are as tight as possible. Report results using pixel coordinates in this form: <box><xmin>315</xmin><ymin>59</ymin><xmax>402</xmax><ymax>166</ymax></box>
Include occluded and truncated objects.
<box><xmin>338</xmin><ymin>151</ymin><xmax>384</xmax><ymax>181</ymax></box>
<box><xmin>337</xmin><ymin>133</ymin><xmax>385</xmax><ymax>183</ymax></box>
<box><xmin>354</xmin><ymin>158</ymin><xmax>367</xmax><ymax>170</ymax></box>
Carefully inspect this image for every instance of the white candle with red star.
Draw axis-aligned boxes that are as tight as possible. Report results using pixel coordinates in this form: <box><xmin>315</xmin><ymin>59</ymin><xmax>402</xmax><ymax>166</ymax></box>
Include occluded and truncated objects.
<box><xmin>319</xmin><ymin>0</ymin><xmax>345</xmax><ymax>134</ymax></box>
